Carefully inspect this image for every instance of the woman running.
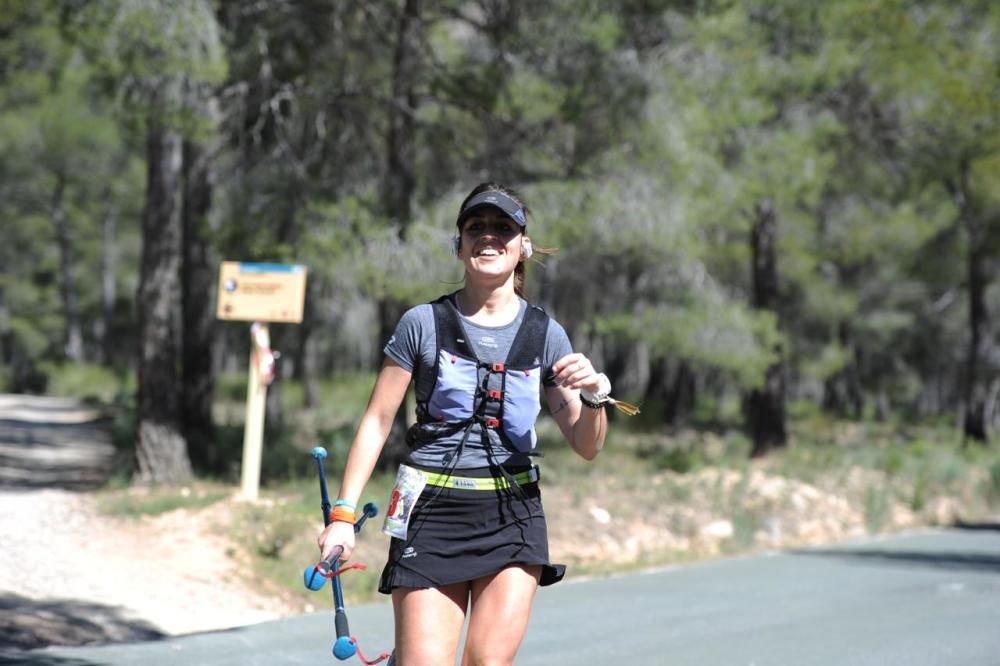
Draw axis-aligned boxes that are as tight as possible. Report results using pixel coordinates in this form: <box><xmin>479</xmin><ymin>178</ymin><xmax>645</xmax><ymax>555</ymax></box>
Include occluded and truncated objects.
<box><xmin>318</xmin><ymin>182</ymin><xmax>625</xmax><ymax>666</ymax></box>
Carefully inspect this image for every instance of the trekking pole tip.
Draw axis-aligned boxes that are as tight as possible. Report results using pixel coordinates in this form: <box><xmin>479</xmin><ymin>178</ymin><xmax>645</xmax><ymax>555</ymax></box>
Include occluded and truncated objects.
<box><xmin>332</xmin><ymin>636</ymin><xmax>357</xmax><ymax>660</ymax></box>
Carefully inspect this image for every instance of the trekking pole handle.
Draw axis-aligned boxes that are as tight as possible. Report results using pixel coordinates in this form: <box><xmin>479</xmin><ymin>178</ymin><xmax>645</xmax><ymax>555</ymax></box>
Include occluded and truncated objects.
<box><xmin>319</xmin><ymin>545</ymin><xmax>344</xmax><ymax>576</ymax></box>
<box><xmin>318</xmin><ymin>504</ymin><xmax>377</xmax><ymax>574</ymax></box>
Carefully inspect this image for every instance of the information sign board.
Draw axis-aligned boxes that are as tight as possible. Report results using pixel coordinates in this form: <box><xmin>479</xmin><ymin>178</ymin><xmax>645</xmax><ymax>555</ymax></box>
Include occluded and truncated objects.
<box><xmin>216</xmin><ymin>262</ymin><xmax>307</xmax><ymax>323</ymax></box>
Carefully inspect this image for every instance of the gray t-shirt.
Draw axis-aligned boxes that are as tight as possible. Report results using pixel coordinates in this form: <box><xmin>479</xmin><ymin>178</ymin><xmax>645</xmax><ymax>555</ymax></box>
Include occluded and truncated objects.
<box><xmin>384</xmin><ymin>294</ymin><xmax>572</xmax><ymax>469</ymax></box>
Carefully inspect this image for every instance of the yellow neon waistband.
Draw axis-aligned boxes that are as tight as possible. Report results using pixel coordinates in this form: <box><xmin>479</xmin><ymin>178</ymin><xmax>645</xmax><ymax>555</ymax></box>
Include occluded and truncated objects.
<box><xmin>422</xmin><ymin>467</ymin><xmax>540</xmax><ymax>491</ymax></box>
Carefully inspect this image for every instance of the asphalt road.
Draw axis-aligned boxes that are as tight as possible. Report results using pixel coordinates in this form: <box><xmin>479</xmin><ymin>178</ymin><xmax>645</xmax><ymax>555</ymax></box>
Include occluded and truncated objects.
<box><xmin>9</xmin><ymin>527</ymin><xmax>1000</xmax><ymax>666</ymax></box>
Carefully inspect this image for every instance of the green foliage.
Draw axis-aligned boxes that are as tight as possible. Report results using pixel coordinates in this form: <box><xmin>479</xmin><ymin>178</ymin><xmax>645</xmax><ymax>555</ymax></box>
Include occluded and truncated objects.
<box><xmin>0</xmin><ymin>0</ymin><xmax>145</xmax><ymax>391</ymax></box>
<box><xmin>910</xmin><ymin>469</ymin><xmax>929</xmax><ymax>512</ymax></box>
<box><xmin>599</xmin><ymin>303</ymin><xmax>784</xmax><ymax>389</ymax></box>
<box><xmin>68</xmin><ymin>0</ymin><xmax>227</xmax><ymax>134</ymax></box>
<box><xmin>863</xmin><ymin>485</ymin><xmax>892</xmax><ymax>533</ymax></box>
<box><xmin>98</xmin><ymin>484</ymin><xmax>228</xmax><ymax>519</ymax></box>
<box><xmin>227</xmin><ymin>469</ymin><xmax>394</xmax><ymax>605</ymax></box>
<box><xmin>215</xmin><ymin>373</ymin><xmax>248</xmax><ymax>404</ymax></box>
<box><xmin>237</xmin><ymin>503</ymin><xmax>309</xmax><ymax>560</ymax></box>
<box><xmin>800</xmin><ymin>343</ymin><xmax>851</xmax><ymax>383</ymax></box>
<box><xmin>42</xmin><ymin>362</ymin><xmax>133</xmax><ymax>404</ymax></box>
<box><xmin>663</xmin><ymin>448</ymin><xmax>698</xmax><ymax>474</ymax></box>
<box><xmin>989</xmin><ymin>461</ymin><xmax>1000</xmax><ymax>503</ymax></box>
<box><xmin>204</xmin><ymin>370</ymin><xmax>378</xmax><ymax>483</ymax></box>
<box><xmin>3</xmin><ymin>0</ymin><xmax>1000</xmax><ymax>470</ymax></box>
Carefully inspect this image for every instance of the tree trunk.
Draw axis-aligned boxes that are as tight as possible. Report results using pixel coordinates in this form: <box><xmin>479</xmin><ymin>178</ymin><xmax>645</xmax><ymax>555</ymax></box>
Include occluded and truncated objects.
<box><xmin>98</xmin><ymin>185</ymin><xmax>118</xmax><ymax>365</ymax></box>
<box><xmin>181</xmin><ymin>137</ymin><xmax>217</xmax><ymax>470</ymax></box>
<box><xmin>262</xmin><ymin>197</ymin><xmax>303</xmax><ymax>441</ymax></box>
<box><xmin>382</xmin><ymin>0</ymin><xmax>420</xmax><ymax>232</ymax></box>
<box><xmin>0</xmin><ymin>288</ymin><xmax>6</xmax><ymax>364</ymax></box>
<box><xmin>639</xmin><ymin>356</ymin><xmax>695</xmax><ymax>427</ymax></box>
<box><xmin>747</xmin><ymin>199</ymin><xmax>787</xmax><ymax>458</ymax></box>
<box><xmin>52</xmin><ymin>173</ymin><xmax>84</xmax><ymax>362</ymax></box>
<box><xmin>134</xmin><ymin>117</ymin><xmax>191</xmax><ymax>484</ymax></box>
<box><xmin>952</xmin><ymin>163</ymin><xmax>993</xmax><ymax>443</ymax></box>
<box><xmin>297</xmin><ymin>279</ymin><xmax>319</xmax><ymax>409</ymax></box>
<box><xmin>375</xmin><ymin>0</ymin><xmax>423</xmax><ymax>472</ymax></box>
<box><xmin>376</xmin><ymin>298</ymin><xmax>410</xmax><ymax>472</ymax></box>
<box><xmin>822</xmin><ymin>321</ymin><xmax>863</xmax><ymax>419</ymax></box>
<box><xmin>265</xmin><ymin>360</ymin><xmax>284</xmax><ymax>437</ymax></box>
<box><xmin>605</xmin><ymin>340</ymin><xmax>651</xmax><ymax>402</ymax></box>
<box><xmin>665</xmin><ymin>360</ymin><xmax>697</xmax><ymax>427</ymax></box>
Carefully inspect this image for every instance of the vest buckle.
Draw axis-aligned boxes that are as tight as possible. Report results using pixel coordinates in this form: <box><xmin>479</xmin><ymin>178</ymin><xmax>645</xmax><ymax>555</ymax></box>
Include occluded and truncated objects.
<box><xmin>491</xmin><ymin>363</ymin><xmax>505</xmax><ymax>373</ymax></box>
<box><xmin>488</xmin><ymin>389</ymin><xmax>503</xmax><ymax>400</ymax></box>
<box><xmin>484</xmin><ymin>418</ymin><xmax>500</xmax><ymax>428</ymax></box>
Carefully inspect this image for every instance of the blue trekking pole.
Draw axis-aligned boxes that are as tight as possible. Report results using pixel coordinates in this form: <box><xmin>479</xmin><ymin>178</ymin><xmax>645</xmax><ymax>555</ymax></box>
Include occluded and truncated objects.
<box><xmin>303</xmin><ymin>446</ymin><xmax>389</xmax><ymax>664</ymax></box>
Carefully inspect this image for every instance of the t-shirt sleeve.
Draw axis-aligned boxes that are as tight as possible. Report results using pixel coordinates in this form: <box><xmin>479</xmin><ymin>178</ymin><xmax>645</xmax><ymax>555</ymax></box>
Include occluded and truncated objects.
<box><xmin>542</xmin><ymin>317</ymin><xmax>573</xmax><ymax>387</ymax></box>
<box><xmin>383</xmin><ymin>305</ymin><xmax>431</xmax><ymax>372</ymax></box>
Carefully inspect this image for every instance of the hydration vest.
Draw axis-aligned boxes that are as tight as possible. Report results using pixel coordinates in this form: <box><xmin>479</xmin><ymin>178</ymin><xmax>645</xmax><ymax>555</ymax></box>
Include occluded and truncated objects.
<box><xmin>407</xmin><ymin>294</ymin><xmax>549</xmax><ymax>464</ymax></box>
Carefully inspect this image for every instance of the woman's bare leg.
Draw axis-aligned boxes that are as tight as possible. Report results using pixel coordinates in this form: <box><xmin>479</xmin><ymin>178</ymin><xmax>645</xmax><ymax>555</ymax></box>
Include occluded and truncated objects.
<box><xmin>392</xmin><ymin>582</ymin><xmax>469</xmax><ymax>666</ymax></box>
<box><xmin>461</xmin><ymin>565</ymin><xmax>541</xmax><ymax>666</ymax></box>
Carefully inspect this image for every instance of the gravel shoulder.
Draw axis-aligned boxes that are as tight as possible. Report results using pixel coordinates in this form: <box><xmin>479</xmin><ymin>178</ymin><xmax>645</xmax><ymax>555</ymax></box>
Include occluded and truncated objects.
<box><xmin>0</xmin><ymin>395</ymin><xmax>297</xmax><ymax>650</ymax></box>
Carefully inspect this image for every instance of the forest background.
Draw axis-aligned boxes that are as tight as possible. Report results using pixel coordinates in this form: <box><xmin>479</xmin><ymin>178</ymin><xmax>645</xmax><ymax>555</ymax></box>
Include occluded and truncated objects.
<box><xmin>2</xmin><ymin>0</ymin><xmax>1000</xmax><ymax>495</ymax></box>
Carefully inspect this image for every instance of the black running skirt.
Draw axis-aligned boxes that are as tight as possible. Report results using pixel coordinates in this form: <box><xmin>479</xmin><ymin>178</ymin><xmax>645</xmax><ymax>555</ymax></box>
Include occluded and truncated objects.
<box><xmin>378</xmin><ymin>467</ymin><xmax>565</xmax><ymax>593</ymax></box>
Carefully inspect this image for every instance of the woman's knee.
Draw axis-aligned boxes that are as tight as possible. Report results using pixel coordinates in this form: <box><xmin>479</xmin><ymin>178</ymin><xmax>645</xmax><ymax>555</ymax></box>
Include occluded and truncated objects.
<box><xmin>461</xmin><ymin>566</ymin><xmax>541</xmax><ymax>665</ymax></box>
<box><xmin>393</xmin><ymin>583</ymin><xmax>469</xmax><ymax>666</ymax></box>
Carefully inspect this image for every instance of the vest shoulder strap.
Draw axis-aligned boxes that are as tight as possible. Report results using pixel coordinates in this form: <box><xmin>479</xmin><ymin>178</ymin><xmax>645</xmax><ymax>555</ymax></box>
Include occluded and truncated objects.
<box><xmin>430</xmin><ymin>294</ymin><xmax>549</xmax><ymax>368</ymax></box>
<box><xmin>505</xmin><ymin>304</ymin><xmax>548</xmax><ymax>368</ymax></box>
<box><xmin>431</xmin><ymin>293</ymin><xmax>477</xmax><ymax>359</ymax></box>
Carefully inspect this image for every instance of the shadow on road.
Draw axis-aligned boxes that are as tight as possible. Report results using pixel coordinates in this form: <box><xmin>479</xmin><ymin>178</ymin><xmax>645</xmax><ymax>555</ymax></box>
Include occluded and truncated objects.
<box><xmin>0</xmin><ymin>653</ymin><xmax>104</xmax><ymax>666</ymax></box>
<box><xmin>791</xmin><ymin>544</ymin><xmax>1000</xmax><ymax>574</ymax></box>
<box><xmin>952</xmin><ymin>520</ymin><xmax>1000</xmax><ymax>532</ymax></box>
<box><xmin>0</xmin><ymin>593</ymin><xmax>165</xmax><ymax>651</ymax></box>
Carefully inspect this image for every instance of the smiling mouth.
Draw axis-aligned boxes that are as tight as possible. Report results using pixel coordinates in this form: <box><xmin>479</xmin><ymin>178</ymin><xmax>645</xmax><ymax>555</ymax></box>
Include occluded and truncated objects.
<box><xmin>474</xmin><ymin>247</ymin><xmax>503</xmax><ymax>257</ymax></box>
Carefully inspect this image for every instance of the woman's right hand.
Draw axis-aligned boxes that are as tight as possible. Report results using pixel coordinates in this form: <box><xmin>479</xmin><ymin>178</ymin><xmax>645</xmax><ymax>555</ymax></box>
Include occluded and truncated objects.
<box><xmin>318</xmin><ymin>520</ymin><xmax>357</xmax><ymax>563</ymax></box>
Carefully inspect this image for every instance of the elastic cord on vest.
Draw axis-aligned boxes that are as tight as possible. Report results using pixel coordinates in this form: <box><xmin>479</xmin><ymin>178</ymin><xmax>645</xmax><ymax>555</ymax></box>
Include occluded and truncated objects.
<box><xmin>410</xmin><ymin>294</ymin><xmax>548</xmax><ymax>502</ymax></box>
<box><xmin>412</xmin><ymin>293</ymin><xmax>547</xmax><ymax>463</ymax></box>
<box><xmin>441</xmin><ymin>362</ymin><xmax>535</xmax><ymax>501</ymax></box>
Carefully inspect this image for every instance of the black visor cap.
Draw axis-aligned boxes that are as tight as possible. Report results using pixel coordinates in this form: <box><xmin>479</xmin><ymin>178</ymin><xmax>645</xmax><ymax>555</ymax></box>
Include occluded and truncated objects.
<box><xmin>456</xmin><ymin>191</ymin><xmax>527</xmax><ymax>229</ymax></box>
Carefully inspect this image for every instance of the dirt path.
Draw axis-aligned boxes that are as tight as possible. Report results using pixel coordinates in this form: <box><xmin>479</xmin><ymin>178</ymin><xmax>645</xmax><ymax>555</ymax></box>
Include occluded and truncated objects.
<box><xmin>0</xmin><ymin>395</ymin><xmax>296</xmax><ymax>650</ymax></box>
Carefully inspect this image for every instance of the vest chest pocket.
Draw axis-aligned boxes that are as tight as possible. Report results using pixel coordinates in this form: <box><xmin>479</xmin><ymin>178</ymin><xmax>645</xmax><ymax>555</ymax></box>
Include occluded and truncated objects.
<box><xmin>426</xmin><ymin>350</ymin><xmax>478</xmax><ymax>421</ymax></box>
<box><xmin>501</xmin><ymin>367</ymin><xmax>542</xmax><ymax>451</ymax></box>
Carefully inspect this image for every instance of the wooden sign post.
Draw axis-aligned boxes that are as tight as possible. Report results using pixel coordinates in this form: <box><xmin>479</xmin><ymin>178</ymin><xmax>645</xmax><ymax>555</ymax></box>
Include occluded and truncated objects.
<box><xmin>216</xmin><ymin>262</ymin><xmax>307</xmax><ymax>501</ymax></box>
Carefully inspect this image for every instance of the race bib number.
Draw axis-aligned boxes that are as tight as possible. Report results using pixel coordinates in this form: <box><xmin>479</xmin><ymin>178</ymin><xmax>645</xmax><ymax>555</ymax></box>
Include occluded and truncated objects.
<box><xmin>382</xmin><ymin>464</ymin><xmax>428</xmax><ymax>540</ymax></box>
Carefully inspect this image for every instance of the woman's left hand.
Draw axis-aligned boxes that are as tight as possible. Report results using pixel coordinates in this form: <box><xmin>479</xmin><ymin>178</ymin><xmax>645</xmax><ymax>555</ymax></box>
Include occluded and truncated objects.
<box><xmin>552</xmin><ymin>353</ymin><xmax>603</xmax><ymax>393</ymax></box>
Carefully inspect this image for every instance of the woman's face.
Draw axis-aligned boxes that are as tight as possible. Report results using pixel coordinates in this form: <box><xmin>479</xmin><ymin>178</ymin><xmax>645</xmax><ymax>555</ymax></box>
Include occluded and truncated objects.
<box><xmin>458</xmin><ymin>207</ymin><xmax>523</xmax><ymax>280</ymax></box>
